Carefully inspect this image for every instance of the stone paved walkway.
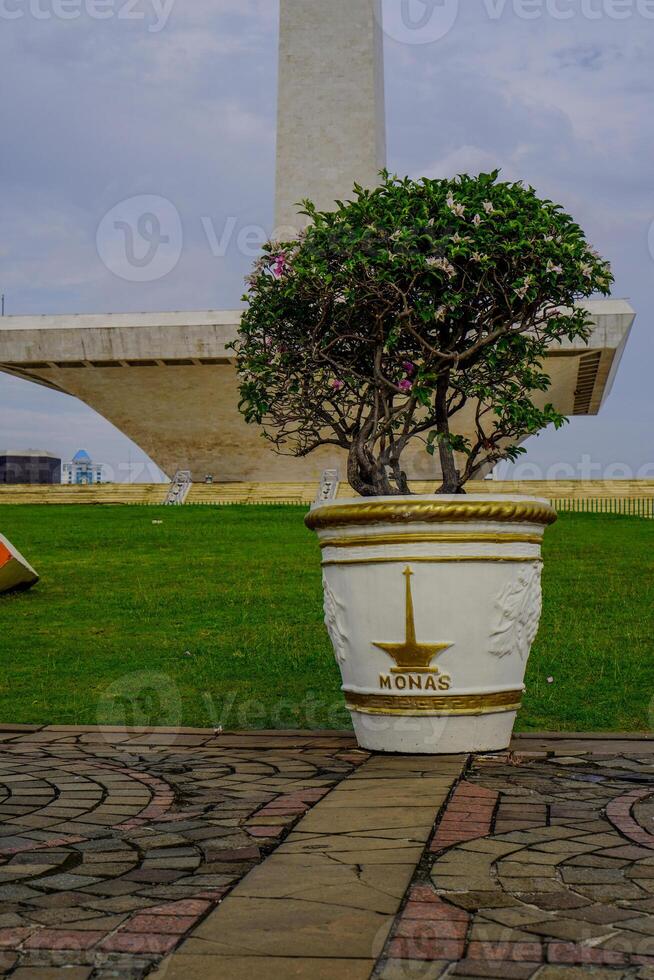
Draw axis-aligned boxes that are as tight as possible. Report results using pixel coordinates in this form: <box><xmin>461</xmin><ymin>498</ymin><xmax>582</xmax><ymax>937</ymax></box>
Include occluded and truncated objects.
<box><xmin>0</xmin><ymin>728</ymin><xmax>653</xmax><ymax>979</ymax></box>
<box><xmin>0</xmin><ymin>726</ymin><xmax>365</xmax><ymax>977</ymax></box>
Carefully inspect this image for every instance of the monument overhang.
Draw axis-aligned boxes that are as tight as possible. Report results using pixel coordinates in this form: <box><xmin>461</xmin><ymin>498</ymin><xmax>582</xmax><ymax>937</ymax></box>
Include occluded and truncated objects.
<box><xmin>0</xmin><ymin>310</ymin><xmax>241</xmax><ymax>395</ymax></box>
<box><xmin>0</xmin><ymin>299</ymin><xmax>633</xmax><ymax>398</ymax></box>
<box><xmin>0</xmin><ymin>299</ymin><xmax>635</xmax><ymax>481</ymax></box>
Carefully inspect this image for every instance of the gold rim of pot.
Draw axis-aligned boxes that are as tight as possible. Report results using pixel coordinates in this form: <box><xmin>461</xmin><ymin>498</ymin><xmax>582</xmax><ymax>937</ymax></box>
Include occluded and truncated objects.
<box><xmin>306</xmin><ymin>499</ymin><xmax>557</xmax><ymax>531</ymax></box>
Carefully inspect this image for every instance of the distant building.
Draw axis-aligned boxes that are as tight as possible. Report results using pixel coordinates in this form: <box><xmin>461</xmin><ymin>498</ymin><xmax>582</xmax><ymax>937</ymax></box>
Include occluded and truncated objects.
<box><xmin>0</xmin><ymin>450</ymin><xmax>62</xmax><ymax>485</ymax></box>
<box><xmin>62</xmin><ymin>450</ymin><xmax>104</xmax><ymax>486</ymax></box>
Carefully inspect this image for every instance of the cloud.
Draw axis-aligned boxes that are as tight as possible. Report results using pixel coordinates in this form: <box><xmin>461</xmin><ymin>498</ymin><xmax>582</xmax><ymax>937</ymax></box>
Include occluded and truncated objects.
<box><xmin>0</xmin><ymin>0</ymin><xmax>652</xmax><ymax>478</ymax></box>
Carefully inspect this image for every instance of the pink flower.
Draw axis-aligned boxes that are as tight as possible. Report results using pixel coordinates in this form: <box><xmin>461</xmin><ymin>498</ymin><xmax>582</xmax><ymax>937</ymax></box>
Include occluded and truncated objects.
<box><xmin>331</xmin><ymin>379</ymin><xmax>345</xmax><ymax>392</ymax></box>
<box><xmin>272</xmin><ymin>253</ymin><xmax>288</xmax><ymax>278</ymax></box>
<box><xmin>399</xmin><ymin>379</ymin><xmax>413</xmax><ymax>394</ymax></box>
<box><xmin>547</xmin><ymin>676</ymin><xmax>554</xmax><ymax>684</ymax></box>
<box><xmin>402</xmin><ymin>361</ymin><xmax>416</xmax><ymax>377</ymax></box>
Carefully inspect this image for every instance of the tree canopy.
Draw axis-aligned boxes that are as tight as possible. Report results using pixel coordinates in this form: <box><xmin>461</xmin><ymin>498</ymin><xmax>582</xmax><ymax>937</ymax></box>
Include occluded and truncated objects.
<box><xmin>234</xmin><ymin>172</ymin><xmax>612</xmax><ymax>495</ymax></box>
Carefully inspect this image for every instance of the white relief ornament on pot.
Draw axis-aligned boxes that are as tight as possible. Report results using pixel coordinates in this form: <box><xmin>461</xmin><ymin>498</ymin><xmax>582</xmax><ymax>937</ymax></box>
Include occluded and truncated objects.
<box><xmin>322</xmin><ymin>575</ymin><xmax>348</xmax><ymax>664</ymax></box>
<box><xmin>489</xmin><ymin>563</ymin><xmax>543</xmax><ymax>660</ymax></box>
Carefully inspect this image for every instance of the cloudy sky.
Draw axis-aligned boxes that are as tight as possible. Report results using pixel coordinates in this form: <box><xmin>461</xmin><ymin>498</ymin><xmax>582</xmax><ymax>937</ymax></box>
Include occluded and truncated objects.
<box><xmin>0</xmin><ymin>0</ymin><xmax>652</xmax><ymax>482</ymax></box>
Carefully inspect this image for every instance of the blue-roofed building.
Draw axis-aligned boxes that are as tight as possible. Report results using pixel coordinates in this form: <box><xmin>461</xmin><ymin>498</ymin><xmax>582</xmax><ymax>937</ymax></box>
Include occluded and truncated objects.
<box><xmin>62</xmin><ymin>450</ymin><xmax>104</xmax><ymax>486</ymax></box>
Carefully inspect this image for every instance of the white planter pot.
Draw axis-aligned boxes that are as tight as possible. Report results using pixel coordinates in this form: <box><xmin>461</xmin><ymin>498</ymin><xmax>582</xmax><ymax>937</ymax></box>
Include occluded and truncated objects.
<box><xmin>306</xmin><ymin>494</ymin><xmax>556</xmax><ymax>754</ymax></box>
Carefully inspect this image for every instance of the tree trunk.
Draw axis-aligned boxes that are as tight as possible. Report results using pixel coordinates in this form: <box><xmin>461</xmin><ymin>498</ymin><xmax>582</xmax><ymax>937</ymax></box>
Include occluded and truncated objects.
<box><xmin>388</xmin><ymin>452</ymin><xmax>411</xmax><ymax>495</ymax></box>
<box><xmin>435</xmin><ymin>374</ymin><xmax>464</xmax><ymax>495</ymax></box>
<box><xmin>347</xmin><ymin>442</ymin><xmax>393</xmax><ymax>497</ymax></box>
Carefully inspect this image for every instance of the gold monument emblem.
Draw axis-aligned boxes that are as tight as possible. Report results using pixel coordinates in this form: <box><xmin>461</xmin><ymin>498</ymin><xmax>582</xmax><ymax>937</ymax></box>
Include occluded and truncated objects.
<box><xmin>374</xmin><ymin>567</ymin><xmax>453</xmax><ymax>675</ymax></box>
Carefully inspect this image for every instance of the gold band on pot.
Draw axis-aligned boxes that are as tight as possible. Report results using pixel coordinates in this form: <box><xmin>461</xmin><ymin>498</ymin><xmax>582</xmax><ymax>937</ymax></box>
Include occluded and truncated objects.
<box><xmin>322</xmin><ymin>555</ymin><xmax>542</xmax><ymax>568</ymax></box>
<box><xmin>306</xmin><ymin>499</ymin><xmax>557</xmax><ymax>531</ymax></box>
<box><xmin>319</xmin><ymin>532</ymin><xmax>544</xmax><ymax>549</ymax></box>
<box><xmin>344</xmin><ymin>689</ymin><xmax>523</xmax><ymax>716</ymax></box>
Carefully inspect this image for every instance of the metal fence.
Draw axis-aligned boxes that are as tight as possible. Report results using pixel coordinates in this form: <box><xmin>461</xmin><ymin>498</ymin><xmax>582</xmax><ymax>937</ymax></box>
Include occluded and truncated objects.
<box><xmin>553</xmin><ymin>497</ymin><xmax>654</xmax><ymax>519</ymax></box>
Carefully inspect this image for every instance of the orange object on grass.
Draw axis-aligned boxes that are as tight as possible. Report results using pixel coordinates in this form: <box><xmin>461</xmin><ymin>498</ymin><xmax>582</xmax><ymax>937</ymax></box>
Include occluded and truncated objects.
<box><xmin>0</xmin><ymin>542</ymin><xmax>11</xmax><ymax>569</ymax></box>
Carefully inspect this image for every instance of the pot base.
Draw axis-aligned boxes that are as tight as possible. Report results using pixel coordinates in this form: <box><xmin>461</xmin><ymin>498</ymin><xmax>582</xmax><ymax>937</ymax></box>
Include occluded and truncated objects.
<box><xmin>350</xmin><ymin>709</ymin><xmax>517</xmax><ymax>755</ymax></box>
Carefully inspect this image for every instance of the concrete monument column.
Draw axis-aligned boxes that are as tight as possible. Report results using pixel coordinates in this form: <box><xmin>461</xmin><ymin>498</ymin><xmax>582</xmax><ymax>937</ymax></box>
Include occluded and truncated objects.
<box><xmin>275</xmin><ymin>0</ymin><xmax>387</xmax><ymax>234</ymax></box>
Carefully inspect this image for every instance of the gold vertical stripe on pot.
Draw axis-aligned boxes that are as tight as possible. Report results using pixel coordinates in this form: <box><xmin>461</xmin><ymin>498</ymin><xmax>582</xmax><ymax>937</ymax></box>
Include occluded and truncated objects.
<box><xmin>344</xmin><ymin>689</ymin><xmax>523</xmax><ymax>716</ymax></box>
<box><xmin>322</xmin><ymin>555</ymin><xmax>542</xmax><ymax>567</ymax></box>
<box><xmin>319</xmin><ymin>532</ymin><xmax>543</xmax><ymax>549</ymax></box>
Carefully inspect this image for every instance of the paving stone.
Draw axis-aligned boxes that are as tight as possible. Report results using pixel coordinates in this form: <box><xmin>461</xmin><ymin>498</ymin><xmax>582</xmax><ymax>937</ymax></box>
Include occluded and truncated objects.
<box><xmin>298</xmin><ymin>804</ymin><xmax>437</xmax><ymax>834</ymax></box>
<box><xmin>10</xmin><ymin>970</ymin><xmax>93</xmax><ymax>979</ymax></box>
<box><xmin>559</xmin><ymin>867</ymin><xmax>626</xmax><ymax>884</ymax></box>
<box><xmin>501</xmin><ymin>851</ymin><xmax>565</xmax><ymax>867</ymax></box>
<box><xmin>0</xmin><ymin>953</ymin><xmax>18</xmax><ymax>973</ymax></box>
<box><xmin>523</xmin><ymin>919</ymin><xmax>615</xmax><ymax>942</ymax></box>
<box><xmin>0</xmin><ymin>913</ymin><xmax>27</xmax><ymax>928</ymax></box>
<box><xmin>525</xmin><ymin>894</ymin><xmax>591</xmax><ymax>911</ymax></box>
<box><xmin>452</xmin><ymin>962</ymin><xmax>537</xmax><ymax>978</ymax></box>
<box><xmin>403</xmin><ymin>901</ymin><xmax>467</xmax><ymax>920</ymax></box>
<box><xmin>566</xmin><ymin>904</ymin><xmax>640</xmax><ymax>925</ymax></box>
<box><xmin>123</xmin><ymin>913</ymin><xmax>197</xmax><ymax>934</ymax></box>
<box><xmin>563</xmin><ymin>854</ymin><xmax>628</xmax><ymax>868</ymax></box>
<box><xmin>443</xmin><ymin>891</ymin><xmax>523</xmax><ymax>911</ymax></box>
<box><xmin>466</xmin><ymin>940</ymin><xmax>543</xmax><ymax>962</ymax></box>
<box><xmin>396</xmin><ymin>918</ymin><xmax>468</xmax><ymax>941</ymax></box>
<box><xmin>546</xmin><ymin>941</ymin><xmax>629</xmax><ymax>965</ymax></box>
<box><xmin>601</xmin><ymin>845</ymin><xmax>654</xmax><ymax>859</ymax></box>
<box><xmin>469</xmin><ymin>920</ymin><xmax>538</xmax><ymax>942</ymax></box>
<box><xmin>571</xmin><ymin>883</ymin><xmax>646</xmax><ymax>901</ymax></box>
<box><xmin>238</xmin><ymin>853</ymin><xmax>413</xmax><ymax>914</ymax></box>
<box><xmin>378</xmin><ymin>960</ymin><xmax>450</xmax><ymax>979</ymax></box>
<box><xmin>151</xmin><ymin>955</ymin><xmax>376</xmax><ymax>979</ymax></box>
<box><xmin>23</xmin><ymin>929</ymin><xmax>105</xmax><ymax>949</ymax></box>
<box><xmin>388</xmin><ymin>935</ymin><xmax>465</xmax><ymax>961</ymax></box>
<box><xmin>533</xmin><ymin>969</ymin><xmax>620</xmax><ymax>979</ymax></box>
<box><xmin>0</xmin><ymin>927</ymin><xmax>33</xmax><ymax>947</ymax></box>
<box><xmin>480</xmin><ymin>908</ymin><xmax>556</xmax><ymax>929</ymax></box>
<box><xmin>146</xmin><ymin>899</ymin><xmax>212</xmax><ymax>916</ymax></box>
<box><xmin>98</xmin><ymin>932</ymin><xmax>179</xmax><ymax>954</ymax></box>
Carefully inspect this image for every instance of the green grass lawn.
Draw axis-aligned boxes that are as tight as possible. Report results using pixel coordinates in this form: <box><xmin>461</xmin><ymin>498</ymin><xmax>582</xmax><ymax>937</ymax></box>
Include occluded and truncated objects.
<box><xmin>0</xmin><ymin>505</ymin><xmax>652</xmax><ymax>732</ymax></box>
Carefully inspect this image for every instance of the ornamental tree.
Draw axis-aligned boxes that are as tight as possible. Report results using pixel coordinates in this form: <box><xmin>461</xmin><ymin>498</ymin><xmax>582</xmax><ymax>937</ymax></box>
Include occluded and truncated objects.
<box><xmin>234</xmin><ymin>172</ymin><xmax>612</xmax><ymax>496</ymax></box>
